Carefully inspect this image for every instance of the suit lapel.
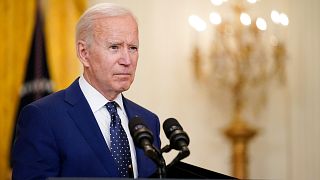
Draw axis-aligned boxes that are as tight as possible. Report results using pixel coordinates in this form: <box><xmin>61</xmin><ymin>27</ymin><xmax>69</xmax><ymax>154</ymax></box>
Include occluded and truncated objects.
<box><xmin>65</xmin><ymin>79</ymin><xmax>119</xmax><ymax>176</ymax></box>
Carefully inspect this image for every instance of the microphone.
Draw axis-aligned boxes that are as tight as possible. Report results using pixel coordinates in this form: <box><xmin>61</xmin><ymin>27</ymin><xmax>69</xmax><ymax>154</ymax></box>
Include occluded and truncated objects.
<box><xmin>163</xmin><ymin>118</ymin><xmax>190</xmax><ymax>168</ymax></box>
<box><xmin>163</xmin><ymin>118</ymin><xmax>190</xmax><ymax>152</ymax></box>
<box><xmin>129</xmin><ymin>116</ymin><xmax>167</xmax><ymax>178</ymax></box>
<box><xmin>129</xmin><ymin>117</ymin><xmax>157</xmax><ymax>158</ymax></box>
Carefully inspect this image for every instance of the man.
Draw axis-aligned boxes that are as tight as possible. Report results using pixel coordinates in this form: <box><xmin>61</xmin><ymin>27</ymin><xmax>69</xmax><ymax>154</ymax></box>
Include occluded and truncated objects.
<box><xmin>12</xmin><ymin>3</ymin><xmax>160</xmax><ymax>179</ymax></box>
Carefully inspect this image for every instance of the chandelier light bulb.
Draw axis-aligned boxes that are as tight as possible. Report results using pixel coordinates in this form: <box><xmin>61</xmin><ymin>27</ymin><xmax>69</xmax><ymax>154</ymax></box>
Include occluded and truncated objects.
<box><xmin>271</xmin><ymin>10</ymin><xmax>280</xmax><ymax>24</ymax></box>
<box><xmin>240</xmin><ymin>12</ymin><xmax>251</xmax><ymax>26</ymax></box>
<box><xmin>256</xmin><ymin>17</ymin><xmax>267</xmax><ymax>31</ymax></box>
<box><xmin>247</xmin><ymin>0</ymin><xmax>257</xmax><ymax>4</ymax></box>
<box><xmin>211</xmin><ymin>0</ymin><xmax>224</xmax><ymax>6</ymax></box>
<box><xmin>279</xmin><ymin>13</ymin><xmax>289</xmax><ymax>26</ymax></box>
<box><xmin>188</xmin><ymin>15</ymin><xmax>207</xmax><ymax>32</ymax></box>
<box><xmin>210</xmin><ymin>12</ymin><xmax>222</xmax><ymax>25</ymax></box>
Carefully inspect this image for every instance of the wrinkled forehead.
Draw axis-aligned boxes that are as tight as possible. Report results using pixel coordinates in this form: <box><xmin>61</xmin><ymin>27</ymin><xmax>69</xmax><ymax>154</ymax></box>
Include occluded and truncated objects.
<box><xmin>93</xmin><ymin>15</ymin><xmax>138</xmax><ymax>35</ymax></box>
<box><xmin>94</xmin><ymin>15</ymin><xmax>138</xmax><ymax>30</ymax></box>
<box><xmin>92</xmin><ymin>15</ymin><xmax>139</xmax><ymax>43</ymax></box>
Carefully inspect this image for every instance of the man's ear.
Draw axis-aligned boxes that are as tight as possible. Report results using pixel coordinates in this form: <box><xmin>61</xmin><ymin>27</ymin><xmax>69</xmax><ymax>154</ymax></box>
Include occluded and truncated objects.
<box><xmin>76</xmin><ymin>40</ymin><xmax>90</xmax><ymax>67</ymax></box>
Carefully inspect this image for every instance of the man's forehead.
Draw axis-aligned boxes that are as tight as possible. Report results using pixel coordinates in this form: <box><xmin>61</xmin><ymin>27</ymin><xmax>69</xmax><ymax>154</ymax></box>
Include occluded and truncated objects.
<box><xmin>93</xmin><ymin>18</ymin><xmax>138</xmax><ymax>35</ymax></box>
<box><xmin>94</xmin><ymin>15</ymin><xmax>137</xmax><ymax>27</ymax></box>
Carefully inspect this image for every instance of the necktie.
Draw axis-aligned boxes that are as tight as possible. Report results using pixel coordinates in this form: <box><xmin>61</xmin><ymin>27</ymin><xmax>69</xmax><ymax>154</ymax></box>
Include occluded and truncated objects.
<box><xmin>106</xmin><ymin>101</ymin><xmax>132</xmax><ymax>177</ymax></box>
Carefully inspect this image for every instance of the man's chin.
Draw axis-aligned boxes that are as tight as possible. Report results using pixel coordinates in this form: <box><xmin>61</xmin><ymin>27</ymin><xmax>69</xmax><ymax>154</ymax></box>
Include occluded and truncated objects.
<box><xmin>116</xmin><ymin>83</ymin><xmax>132</xmax><ymax>93</ymax></box>
<box><xmin>113</xmin><ymin>78</ymin><xmax>134</xmax><ymax>91</ymax></box>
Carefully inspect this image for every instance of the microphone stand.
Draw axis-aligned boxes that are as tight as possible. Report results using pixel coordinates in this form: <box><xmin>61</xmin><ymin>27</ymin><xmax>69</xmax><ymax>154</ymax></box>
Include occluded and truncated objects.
<box><xmin>144</xmin><ymin>145</ymin><xmax>167</xmax><ymax>178</ymax></box>
<box><xmin>147</xmin><ymin>139</ymin><xmax>190</xmax><ymax>177</ymax></box>
<box><xmin>157</xmin><ymin>153</ymin><xmax>167</xmax><ymax>178</ymax></box>
<box><xmin>161</xmin><ymin>145</ymin><xmax>190</xmax><ymax>168</ymax></box>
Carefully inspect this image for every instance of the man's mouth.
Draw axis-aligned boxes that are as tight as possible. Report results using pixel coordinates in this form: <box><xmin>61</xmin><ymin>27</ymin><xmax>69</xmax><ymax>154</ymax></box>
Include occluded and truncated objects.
<box><xmin>113</xmin><ymin>73</ymin><xmax>132</xmax><ymax>79</ymax></box>
<box><xmin>114</xmin><ymin>73</ymin><xmax>131</xmax><ymax>76</ymax></box>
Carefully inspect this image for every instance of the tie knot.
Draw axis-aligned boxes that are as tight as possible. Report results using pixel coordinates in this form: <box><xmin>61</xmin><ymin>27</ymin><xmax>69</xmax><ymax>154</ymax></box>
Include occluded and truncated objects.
<box><xmin>106</xmin><ymin>101</ymin><xmax>118</xmax><ymax>114</ymax></box>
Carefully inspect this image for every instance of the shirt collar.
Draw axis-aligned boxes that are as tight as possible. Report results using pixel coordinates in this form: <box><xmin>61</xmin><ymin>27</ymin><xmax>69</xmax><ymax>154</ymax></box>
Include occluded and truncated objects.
<box><xmin>78</xmin><ymin>75</ymin><xmax>125</xmax><ymax>113</ymax></box>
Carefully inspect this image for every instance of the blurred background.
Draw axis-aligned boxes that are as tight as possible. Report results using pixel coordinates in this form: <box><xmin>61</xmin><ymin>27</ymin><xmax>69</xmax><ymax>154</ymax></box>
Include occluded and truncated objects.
<box><xmin>1</xmin><ymin>0</ymin><xmax>319</xmax><ymax>179</ymax></box>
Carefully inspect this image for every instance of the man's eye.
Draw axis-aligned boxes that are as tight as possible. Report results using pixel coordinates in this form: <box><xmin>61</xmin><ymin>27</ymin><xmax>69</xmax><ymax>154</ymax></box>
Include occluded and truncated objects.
<box><xmin>109</xmin><ymin>45</ymin><xmax>120</xmax><ymax>51</ymax></box>
<box><xmin>129</xmin><ymin>46</ymin><xmax>138</xmax><ymax>52</ymax></box>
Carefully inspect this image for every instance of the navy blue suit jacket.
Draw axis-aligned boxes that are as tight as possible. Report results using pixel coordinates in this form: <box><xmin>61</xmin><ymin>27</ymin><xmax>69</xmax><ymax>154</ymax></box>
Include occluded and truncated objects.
<box><xmin>12</xmin><ymin>79</ymin><xmax>161</xmax><ymax>179</ymax></box>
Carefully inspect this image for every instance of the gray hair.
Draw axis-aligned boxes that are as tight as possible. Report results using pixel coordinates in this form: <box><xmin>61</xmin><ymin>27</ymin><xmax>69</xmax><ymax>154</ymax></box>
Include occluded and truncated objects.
<box><xmin>76</xmin><ymin>3</ymin><xmax>136</xmax><ymax>44</ymax></box>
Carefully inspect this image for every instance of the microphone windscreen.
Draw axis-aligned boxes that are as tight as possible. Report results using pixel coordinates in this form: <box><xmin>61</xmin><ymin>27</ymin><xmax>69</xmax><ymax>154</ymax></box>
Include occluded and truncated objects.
<box><xmin>163</xmin><ymin>118</ymin><xmax>183</xmax><ymax>139</ymax></box>
<box><xmin>129</xmin><ymin>116</ymin><xmax>154</xmax><ymax>147</ymax></box>
<box><xmin>129</xmin><ymin>116</ymin><xmax>145</xmax><ymax>133</ymax></box>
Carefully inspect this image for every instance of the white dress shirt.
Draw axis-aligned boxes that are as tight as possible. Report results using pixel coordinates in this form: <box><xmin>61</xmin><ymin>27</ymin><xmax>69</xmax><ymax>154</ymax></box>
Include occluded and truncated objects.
<box><xmin>78</xmin><ymin>75</ymin><xmax>138</xmax><ymax>178</ymax></box>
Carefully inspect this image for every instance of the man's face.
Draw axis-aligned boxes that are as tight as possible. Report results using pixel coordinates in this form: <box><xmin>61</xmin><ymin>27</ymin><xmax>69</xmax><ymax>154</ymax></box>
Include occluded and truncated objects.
<box><xmin>80</xmin><ymin>15</ymin><xmax>139</xmax><ymax>99</ymax></box>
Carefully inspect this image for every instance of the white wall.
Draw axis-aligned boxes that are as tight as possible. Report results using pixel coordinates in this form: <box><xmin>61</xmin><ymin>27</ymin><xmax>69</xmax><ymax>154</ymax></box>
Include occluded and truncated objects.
<box><xmin>287</xmin><ymin>0</ymin><xmax>320</xmax><ymax>179</ymax></box>
<box><xmin>89</xmin><ymin>0</ymin><xmax>320</xmax><ymax>179</ymax></box>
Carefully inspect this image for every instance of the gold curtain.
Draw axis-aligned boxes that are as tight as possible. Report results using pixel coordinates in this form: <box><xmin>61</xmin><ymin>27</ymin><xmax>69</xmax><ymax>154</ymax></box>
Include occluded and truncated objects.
<box><xmin>43</xmin><ymin>0</ymin><xmax>87</xmax><ymax>90</ymax></box>
<box><xmin>0</xmin><ymin>0</ymin><xmax>87</xmax><ymax>178</ymax></box>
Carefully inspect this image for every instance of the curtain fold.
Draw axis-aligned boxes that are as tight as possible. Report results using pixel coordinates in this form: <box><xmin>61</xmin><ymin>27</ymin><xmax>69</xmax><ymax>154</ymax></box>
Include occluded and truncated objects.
<box><xmin>0</xmin><ymin>0</ymin><xmax>36</xmax><ymax>178</ymax></box>
<box><xmin>0</xmin><ymin>0</ymin><xmax>87</xmax><ymax>178</ymax></box>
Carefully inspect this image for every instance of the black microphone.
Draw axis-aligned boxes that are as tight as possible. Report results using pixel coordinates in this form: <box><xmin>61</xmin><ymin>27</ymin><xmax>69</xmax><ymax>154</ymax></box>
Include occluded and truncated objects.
<box><xmin>163</xmin><ymin>118</ymin><xmax>190</xmax><ymax>168</ymax></box>
<box><xmin>130</xmin><ymin>117</ymin><xmax>167</xmax><ymax>178</ymax></box>
<box><xmin>129</xmin><ymin>117</ymin><xmax>156</xmax><ymax>157</ymax></box>
<box><xmin>163</xmin><ymin>118</ymin><xmax>190</xmax><ymax>152</ymax></box>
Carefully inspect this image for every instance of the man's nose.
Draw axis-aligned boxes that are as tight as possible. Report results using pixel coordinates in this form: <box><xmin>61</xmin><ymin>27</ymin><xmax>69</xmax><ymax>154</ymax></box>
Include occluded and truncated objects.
<box><xmin>119</xmin><ymin>48</ymin><xmax>131</xmax><ymax>65</ymax></box>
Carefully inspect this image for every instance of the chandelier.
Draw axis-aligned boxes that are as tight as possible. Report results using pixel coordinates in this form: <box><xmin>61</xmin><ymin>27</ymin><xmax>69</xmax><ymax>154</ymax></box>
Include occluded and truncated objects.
<box><xmin>188</xmin><ymin>0</ymin><xmax>288</xmax><ymax>179</ymax></box>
